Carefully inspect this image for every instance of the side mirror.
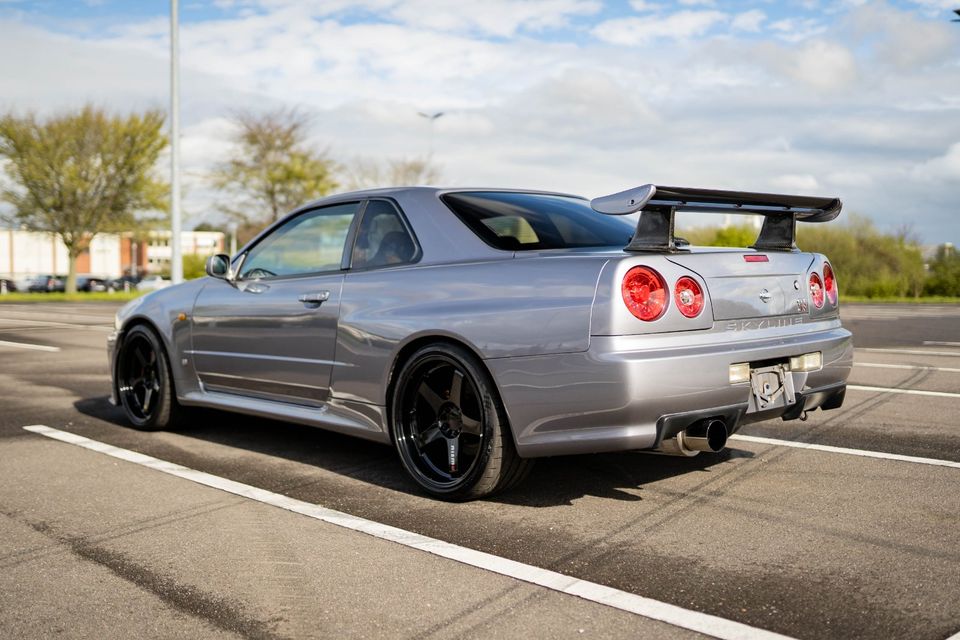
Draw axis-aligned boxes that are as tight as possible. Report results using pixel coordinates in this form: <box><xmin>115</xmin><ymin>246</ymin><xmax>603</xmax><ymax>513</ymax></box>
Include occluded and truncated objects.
<box><xmin>205</xmin><ymin>254</ymin><xmax>231</xmax><ymax>280</ymax></box>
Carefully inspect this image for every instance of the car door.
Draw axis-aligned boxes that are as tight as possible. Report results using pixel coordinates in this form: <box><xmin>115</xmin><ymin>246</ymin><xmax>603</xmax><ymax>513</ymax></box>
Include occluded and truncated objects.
<box><xmin>189</xmin><ymin>202</ymin><xmax>360</xmax><ymax>405</ymax></box>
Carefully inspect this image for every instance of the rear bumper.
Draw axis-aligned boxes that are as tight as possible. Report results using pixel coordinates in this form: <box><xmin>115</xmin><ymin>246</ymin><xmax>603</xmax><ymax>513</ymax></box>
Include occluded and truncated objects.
<box><xmin>487</xmin><ymin>322</ymin><xmax>852</xmax><ymax>458</ymax></box>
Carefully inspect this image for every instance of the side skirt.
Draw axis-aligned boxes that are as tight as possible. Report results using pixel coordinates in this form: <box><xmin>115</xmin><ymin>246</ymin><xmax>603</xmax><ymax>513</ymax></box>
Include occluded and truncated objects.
<box><xmin>179</xmin><ymin>389</ymin><xmax>391</xmax><ymax>444</ymax></box>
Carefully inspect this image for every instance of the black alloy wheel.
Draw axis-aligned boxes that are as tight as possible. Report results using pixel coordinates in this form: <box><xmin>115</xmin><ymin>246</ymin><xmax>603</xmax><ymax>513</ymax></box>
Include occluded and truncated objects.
<box><xmin>392</xmin><ymin>343</ymin><xmax>531</xmax><ymax>500</ymax></box>
<box><xmin>117</xmin><ymin>324</ymin><xmax>181</xmax><ymax>431</ymax></box>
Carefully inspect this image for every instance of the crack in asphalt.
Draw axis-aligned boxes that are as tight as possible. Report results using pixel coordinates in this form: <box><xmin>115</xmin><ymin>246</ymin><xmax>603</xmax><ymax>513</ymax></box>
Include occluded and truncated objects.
<box><xmin>2</xmin><ymin>509</ymin><xmax>288</xmax><ymax>640</ymax></box>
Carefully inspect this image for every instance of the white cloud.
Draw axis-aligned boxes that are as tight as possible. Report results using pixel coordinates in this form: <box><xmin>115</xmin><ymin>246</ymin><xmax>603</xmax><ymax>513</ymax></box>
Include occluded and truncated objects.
<box><xmin>847</xmin><ymin>3</ymin><xmax>957</xmax><ymax>69</ymax></box>
<box><xmin>213</xmin><ymin>0</ymin><xmax>603</xmax><ymax>37</ymax></box>
<box><xmin>769</xmin><ymin>17</ymin><xmax>827</xmax><ymax>42</ymax></box>
<box><xmin>628</xmin><ymin>0</ymin><xmax>663</xmax><ymax>11</ymax></box>
<box><xmin>913</xmin><ymin>142</ymin><xmax>960</xmax><ymax>181</ymax></box>
<box><xmin>770</xmin><ymin>174</ymin><xmax>820</xmax><ymax>192</ymax></box>
<box><xmin>904</xmin><ymin>0</ymin><xmax>960</xmax><ymax>16</ymax></box>
<box><xmin>774</xmin><ymin>40</ymin><xmax>858</xmax><ymax>91</ymax></box>
<box><xmin>387</xmin><ymin>0</ymin><xmax>603</xmax><ymax>37</ymax></box>
<box><xmin>592</xmin><ymin>10</ymin><xmax>728</xmax><ymax>45</ymax></box>
<box><xmin>731</xmin><ymin>9</ymin><xmax>765</xmax><ymax>32</ymax></box>
<box><xmin>826</xmin><ymin>171</ymin><xmax>874</xmax><ymax>188</ymax></box>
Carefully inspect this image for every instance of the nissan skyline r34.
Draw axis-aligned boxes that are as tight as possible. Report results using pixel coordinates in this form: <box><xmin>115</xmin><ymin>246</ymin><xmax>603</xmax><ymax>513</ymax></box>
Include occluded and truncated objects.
<box><xmin>109</xmin><ymin>184</ymin><xmax>852</xmax><ymax>499</ymax></box>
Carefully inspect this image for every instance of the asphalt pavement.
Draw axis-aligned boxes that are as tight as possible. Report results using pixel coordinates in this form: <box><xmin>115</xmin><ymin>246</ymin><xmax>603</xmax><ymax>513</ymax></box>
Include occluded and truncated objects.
<box><xmin>0</xmin><ymin>301</ymin><xmax>957</xmax><ymax>640</ymax></box>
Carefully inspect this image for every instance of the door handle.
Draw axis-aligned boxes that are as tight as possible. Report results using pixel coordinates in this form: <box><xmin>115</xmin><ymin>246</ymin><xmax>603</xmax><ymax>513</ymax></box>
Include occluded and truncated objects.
<box><xmin>298</xmin><ymin>291</ymin><xmax>331</xmax><ymax>305</ymax></box>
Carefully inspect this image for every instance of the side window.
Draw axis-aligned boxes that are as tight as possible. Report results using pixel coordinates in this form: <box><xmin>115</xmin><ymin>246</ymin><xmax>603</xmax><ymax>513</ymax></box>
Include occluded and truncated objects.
<box><xmin>351</xmin><ymin>200</ymin><xmax>418</xmax><ymax>269</ymax></box>
<box><xmin>239</xmin><ymin>202</ymin><xmax>358</xmax><ymax>279</ymax></box>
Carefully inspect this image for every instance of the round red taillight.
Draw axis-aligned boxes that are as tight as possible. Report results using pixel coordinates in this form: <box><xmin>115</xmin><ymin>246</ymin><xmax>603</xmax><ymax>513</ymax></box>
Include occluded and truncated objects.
<box><xmin>822</xmin><ymin>262</ymin><xmax>837</xmax><ymax>305</ymax></box>
<box><xmin>674</xmin><ymin>276</ymin><xmax>704</xmax><ymax>318</ymax></box>
<box><xmin>622</xmin><ymin>266</ymin><xmax>667</xmax><ymax>321</ymax></box>
<box><xmin>809</xmin><ymin>272</ymin><xmax>825</xmax><ymax>309</ymax></box>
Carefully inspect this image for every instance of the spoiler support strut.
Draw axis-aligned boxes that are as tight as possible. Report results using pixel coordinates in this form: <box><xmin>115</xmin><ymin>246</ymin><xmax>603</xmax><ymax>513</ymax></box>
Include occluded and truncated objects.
<box><xmin>592</xmin><ymin>184</ymin><xmax>842</xmax><ymax>253</ymax></box>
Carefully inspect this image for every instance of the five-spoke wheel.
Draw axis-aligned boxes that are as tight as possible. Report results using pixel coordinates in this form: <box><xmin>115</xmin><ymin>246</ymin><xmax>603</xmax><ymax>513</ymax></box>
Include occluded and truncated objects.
<box><xmin>392</xmin><ymin>343</ymin><xmax>531</xmax><ymax>500</ymax></box>
<box><xmin>117</xmin><ymin>324</ymin><xmax>181</xmax><ymax>430</ymax></box>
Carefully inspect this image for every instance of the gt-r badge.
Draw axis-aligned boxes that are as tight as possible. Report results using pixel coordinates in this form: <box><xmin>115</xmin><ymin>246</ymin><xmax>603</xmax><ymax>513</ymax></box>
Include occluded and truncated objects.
<box><xmin>759</xmin><ymin>289</ymin><xmax>772</xmax><ymax>303</ymax></box>
<box><xmin>796</xmin><ymin>299</ymin><xmax>809</xmax><ymax>313</ymax></box>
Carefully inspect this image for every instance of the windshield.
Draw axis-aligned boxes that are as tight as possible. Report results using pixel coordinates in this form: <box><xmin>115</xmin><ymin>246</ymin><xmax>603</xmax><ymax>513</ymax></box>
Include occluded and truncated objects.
<box><xmin>442</xmin><ymin>191</ymin><xmax>633</xmax><ymax>251</ymax></box>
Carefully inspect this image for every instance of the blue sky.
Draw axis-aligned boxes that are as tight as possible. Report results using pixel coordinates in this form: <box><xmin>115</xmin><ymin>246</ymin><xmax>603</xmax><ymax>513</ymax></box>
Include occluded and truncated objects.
<box><xmin>0</xmin><ymin>0</ymin><xmax>958</xmax><ymax>241</ymax></box>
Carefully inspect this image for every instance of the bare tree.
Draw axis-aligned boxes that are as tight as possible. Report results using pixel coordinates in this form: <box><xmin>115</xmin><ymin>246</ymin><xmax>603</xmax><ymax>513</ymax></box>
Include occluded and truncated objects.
<box><xmin>344</xmin><ymin>156</ymin><xmax>442</xmax><ymax>190</ymax></box>
<box><xmin>212</xmin><ymin>108</ymin><xmax>338</xmax><ymax>229</ymax></box>
<box><xmin>0</xmin><ymin>106</ymin><xmax>168</xmax><ymax>293</ymax></box>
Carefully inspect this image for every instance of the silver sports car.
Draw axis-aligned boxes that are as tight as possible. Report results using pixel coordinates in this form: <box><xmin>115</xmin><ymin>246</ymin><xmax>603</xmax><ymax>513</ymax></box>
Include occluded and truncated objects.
<box><xmin>109</xmin><ymin>184</ymin><xmax>852</xmax><ymax>499</ymax></box>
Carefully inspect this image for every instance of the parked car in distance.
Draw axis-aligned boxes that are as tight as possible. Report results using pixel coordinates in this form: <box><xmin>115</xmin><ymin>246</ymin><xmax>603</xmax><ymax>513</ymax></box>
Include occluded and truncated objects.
<box><xmin>0</xmin><ymin>278</ymin><xmax>17</xmax><ymax>293</ymax></box>
<box><xmin>135</xmin><ymin>275</ymin><xmax>170</xmax><ymax>292</ymax></box>
<box><xmin>76</xmin><ymin>276</ymin><xmax>109</xmax><ymax>292</ymax></box>
<box><xmin>27</xmin><ymin>275</ymin><xmax>65</xmax><ymax>293</ymax></box>
<box><xmin>108</xmin><ymin>184</ymin><xmax>852</xmax><ymax>500</ymax></box>
<box><xmin>108</xmin><ymin>275</ymin><xmax>142</xmax><ymax>292</ymax></box>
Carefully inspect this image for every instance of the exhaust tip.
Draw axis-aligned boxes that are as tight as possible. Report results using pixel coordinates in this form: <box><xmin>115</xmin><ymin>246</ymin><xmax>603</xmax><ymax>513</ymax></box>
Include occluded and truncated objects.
<box><xmin>681</xmin><ymin>419</ymin><xmax>728</xmax><ymax>453</ymax></box>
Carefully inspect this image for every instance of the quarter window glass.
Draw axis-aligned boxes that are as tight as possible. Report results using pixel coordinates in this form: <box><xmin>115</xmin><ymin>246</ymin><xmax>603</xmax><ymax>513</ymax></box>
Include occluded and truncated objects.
<box><xmin>352</xmin><ymin>200</ymin><xmax>417</xmax><ymax>268</ymax></box>
<box><xmin>240</xmin><ymin>203</ymin><xmax>358</xmax><ymax>279</ymax></box>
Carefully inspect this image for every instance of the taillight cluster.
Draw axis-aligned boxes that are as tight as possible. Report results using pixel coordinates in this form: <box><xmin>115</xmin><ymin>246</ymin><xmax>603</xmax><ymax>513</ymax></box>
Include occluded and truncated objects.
<box><xmin>809</xmin><ymin>261</ymin><xmax>838</xmax><ymax>309</ymax></box>
<box><xmin>622</xmin><ymin>267</ymin><xmax>668</xmax><ymax>321</ymax></box>
<box><xmin>622</xmin><ymin>266</ymin><xmax>704</xmax><ymax>321</ymax></box>
<box><xmin>822</xmin><ymin>262</ymin><xmax>837</xmax><ymax>305</ymax></box>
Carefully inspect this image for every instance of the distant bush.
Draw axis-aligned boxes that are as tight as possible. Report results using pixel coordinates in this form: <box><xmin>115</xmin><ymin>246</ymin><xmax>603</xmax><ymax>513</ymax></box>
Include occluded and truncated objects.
<box><xmin>924</xmin><ymin>244</ymin><xmax>960</xmax><ymax>296</ymax></box>
<box><xmin>158</xmin><ymin>254</ymin><xmax>211</xmax><ymax>280</ymax></box>
<box><xmin>798</xmin><ymin>215</ymin><xmax>925</xmax><ymax>298</ymax></box>
<box><xmin>183</xmin><ymin>254</ymin><xmax>208</xmax><ymax>280</ymax></box>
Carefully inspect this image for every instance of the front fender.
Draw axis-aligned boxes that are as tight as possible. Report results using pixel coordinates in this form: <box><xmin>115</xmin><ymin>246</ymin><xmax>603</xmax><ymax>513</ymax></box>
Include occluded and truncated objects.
<box><xmin>112</xmin><ymin>279</ymin><xmax>209</xmax><ymax>401</ymax></box>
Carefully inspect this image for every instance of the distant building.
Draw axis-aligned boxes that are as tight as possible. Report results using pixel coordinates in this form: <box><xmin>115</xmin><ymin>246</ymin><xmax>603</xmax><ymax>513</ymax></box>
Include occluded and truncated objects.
<box><xmin>0</xmin><ymin>228</ymin><xmax>225</xmax><ymax>280</ymax></box>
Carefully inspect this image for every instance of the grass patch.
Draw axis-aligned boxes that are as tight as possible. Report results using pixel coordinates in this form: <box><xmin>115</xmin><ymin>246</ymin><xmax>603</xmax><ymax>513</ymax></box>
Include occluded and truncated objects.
<box><xmin>0</xmin><ymin>291</ymin><xmax>145</xmax><ymax>303</ymax></box>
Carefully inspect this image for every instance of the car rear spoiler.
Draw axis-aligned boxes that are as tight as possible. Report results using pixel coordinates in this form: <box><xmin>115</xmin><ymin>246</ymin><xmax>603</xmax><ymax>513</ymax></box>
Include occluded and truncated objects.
<box><xmin>590</xmin><ymin>184</ymin><xmax>842</xmax><ymax>252</ymax></box>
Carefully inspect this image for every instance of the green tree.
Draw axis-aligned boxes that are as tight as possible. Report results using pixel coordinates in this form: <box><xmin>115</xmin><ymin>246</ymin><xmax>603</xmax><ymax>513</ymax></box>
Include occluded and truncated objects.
<box><xmin>924</xmin><ymin>244</ymin><xmax>960</xmax><ymax>296</ymax></box>
<box><xmin>677</xmin><ymin>223</ymin><xmax>758</xmax><ymax>247</ymax></box>
<box><xmin>213</xmin><ymin>108</ymin><xmax>338</xmax><ymax>231</ymax></box>
<box><xmin>0</xmin><ymin>106</ymin><xmax>167</xmax><ymax>293</ymax></box>
<box><xmin>161</xmin><ymin>254</ymin><xmax>208</xmax><ymax>281</ymax></box>
<box><xmin>798</xmin><ymin>214</ymin><xmax>925</xmax><ymax>298</ymax></box>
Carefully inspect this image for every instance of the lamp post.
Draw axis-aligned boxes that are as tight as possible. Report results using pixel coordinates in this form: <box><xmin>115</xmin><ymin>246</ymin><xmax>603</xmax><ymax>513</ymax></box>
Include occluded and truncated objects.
<box><xmin>417</xmin><ymin>111</ymin><xmax>444</xmax><ymax>157</ymax></box>
<box><xmin>228</xmin><ymin>221</ymin><xmax>238</xmax><ymax>257</ymax></box>
<box><xmin>170</xmin><ymin>0</ymin><xmax>183</xmax><ymax>284</ymax></box>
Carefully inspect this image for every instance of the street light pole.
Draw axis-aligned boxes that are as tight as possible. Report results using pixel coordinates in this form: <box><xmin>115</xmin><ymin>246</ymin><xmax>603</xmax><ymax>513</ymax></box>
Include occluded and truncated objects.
<box><xmin>170</xmin><ymin>0</ymin><xmax>183</xmax><ymax>284</ymax></box>
<box><xmin>417</xmin><ymin>111</ymin><xmax>444</xmax><ymax>157</ymax></box>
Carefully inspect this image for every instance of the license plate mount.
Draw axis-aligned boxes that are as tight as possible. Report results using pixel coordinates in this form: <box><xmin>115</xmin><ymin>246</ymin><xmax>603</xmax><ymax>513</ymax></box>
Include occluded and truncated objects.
<box><xmin>748</xmin><ymin>364</ymin><xmax>796</xmax><ymax>413</ymax></box>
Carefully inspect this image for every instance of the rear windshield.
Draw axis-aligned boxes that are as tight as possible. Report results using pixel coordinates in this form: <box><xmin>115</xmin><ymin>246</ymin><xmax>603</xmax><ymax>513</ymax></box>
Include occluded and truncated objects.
<box><xmin>442</xmin><ymin>191</ymin><xmax>634</xmax><ymax>251</ymax></box>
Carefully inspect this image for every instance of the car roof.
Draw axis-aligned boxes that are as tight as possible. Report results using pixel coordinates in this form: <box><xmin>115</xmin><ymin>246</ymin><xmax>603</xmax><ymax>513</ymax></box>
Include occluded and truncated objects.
<box><xmin>295</xmin><ymin>186</ymin><xmax>586</xmax><ymax>211</ymax></box>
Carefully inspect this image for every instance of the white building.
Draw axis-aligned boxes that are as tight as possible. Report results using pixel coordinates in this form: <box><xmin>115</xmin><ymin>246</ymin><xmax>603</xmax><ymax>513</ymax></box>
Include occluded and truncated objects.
<box><xmin>0</xmin><ymin>228</ymin><xmax>225</xmax><ymax>282</ymax></box>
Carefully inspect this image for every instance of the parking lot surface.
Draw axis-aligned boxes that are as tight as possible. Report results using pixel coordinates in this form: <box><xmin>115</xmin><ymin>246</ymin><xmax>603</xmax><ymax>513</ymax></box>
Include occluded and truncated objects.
<box><xmin>0</xmin><ymin>301</ymin><xmax>958</xmax><ymax>639</ymax></box>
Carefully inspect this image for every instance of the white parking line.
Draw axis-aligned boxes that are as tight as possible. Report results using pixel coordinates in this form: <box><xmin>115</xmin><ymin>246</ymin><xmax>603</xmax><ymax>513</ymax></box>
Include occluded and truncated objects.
<box><xmin>847</xmin><ymin>384</ymin><xmax>960</xmax><ymax>399</ymax></box>
<box><xmin>857</xmin><ymin>348</ymin><xmax>960</xmax><ymax>358</ymax></box>
<box><xmin>0</xmin><ymin>339</ymin><xmax>60</xmax><ymax>352</ymax></box>
<box><xmin>23</xmin><ymin>424</ymin><xmax>792</xmax><ymax>640</ymax></box>
<box><xmin>730</xmin><ymin>435</ymin><xmax>960</xmax><ymax>470</ymax></box>
<box><xmin>923</xmin><ymin>341</ymin><xmax>960</xmax><ymax>347</ymax></box>
<box><xmin>0</xmin><ymin>317</ymin><xmax>112</xmax><ymax>331</ymax></box>
<box><xmin>856</xmin><ymin>363</ymin><xmax>960</xmax><ymax>374</ymax></box>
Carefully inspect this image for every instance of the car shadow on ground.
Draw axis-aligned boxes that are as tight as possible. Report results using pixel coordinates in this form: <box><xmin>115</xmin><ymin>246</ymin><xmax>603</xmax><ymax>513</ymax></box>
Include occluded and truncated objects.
<box><xmin>75</xmin><ymin>396</ymin><xmax>754</xmax><ymax>508</ymax></box>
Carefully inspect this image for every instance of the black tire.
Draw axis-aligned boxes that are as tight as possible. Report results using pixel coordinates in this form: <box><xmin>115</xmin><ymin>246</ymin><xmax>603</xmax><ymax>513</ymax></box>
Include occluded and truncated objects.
<box><xmin>116</xmin><ymin>324</ymin><xmax>184</xmax><ymax>431</ymax></box>
<box><xmin>391</xmin><ymin>343</ymin><xmax>532</xmax><ymax>500</ymax></box>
